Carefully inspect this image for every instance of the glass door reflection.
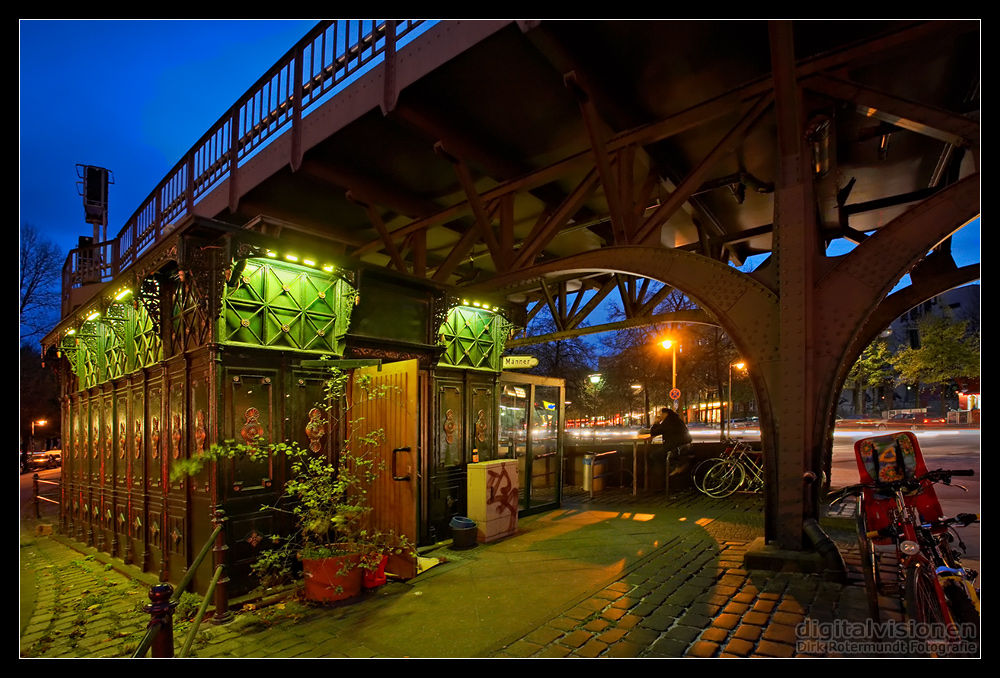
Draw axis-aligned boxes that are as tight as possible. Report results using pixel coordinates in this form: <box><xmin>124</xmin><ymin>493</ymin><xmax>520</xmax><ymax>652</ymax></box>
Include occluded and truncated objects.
<box><xmin>499</xmin><ymin>375</ymin><xmax>564</xmax><ymax>515</ymax></box>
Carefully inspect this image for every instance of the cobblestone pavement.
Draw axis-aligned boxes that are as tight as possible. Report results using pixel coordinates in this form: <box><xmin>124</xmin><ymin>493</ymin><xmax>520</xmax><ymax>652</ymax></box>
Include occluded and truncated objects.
<box><xmin>23</xmin><ymin>487</ymin><xmax>966</xmax><ymax>659</ymax></box>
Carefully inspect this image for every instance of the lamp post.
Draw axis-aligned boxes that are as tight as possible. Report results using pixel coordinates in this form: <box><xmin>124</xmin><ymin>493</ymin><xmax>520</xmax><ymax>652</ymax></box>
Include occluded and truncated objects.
<box><xmin>659</xmin><ymin>339</ymin><xmax>681</xmax><ymax>417</ymax></box>
<box><xmin>586</xmin><ymin>374</ymin><xmax>602</xmax><ymax>431</ymax></box>
<box><xmin>727</xmin><ymin>361</ymin><xmax>746</xmax><ymax>438</ymax></box>
<box><xmin>31</xmin><ymin>419</ymin><xmax>47</xmax><ymax>453</ymax></box>
<box><xmin>660</xmin><ymin>340</ymin><xmax>677</xmax><ymax>391</ymax></box>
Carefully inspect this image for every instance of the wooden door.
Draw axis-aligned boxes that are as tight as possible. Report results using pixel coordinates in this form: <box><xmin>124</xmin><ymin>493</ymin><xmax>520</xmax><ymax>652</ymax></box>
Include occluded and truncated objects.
<box><xmin>351</xmin><ymin>360</ymin><xmax>419</xmax><ymax>579</ymax></box>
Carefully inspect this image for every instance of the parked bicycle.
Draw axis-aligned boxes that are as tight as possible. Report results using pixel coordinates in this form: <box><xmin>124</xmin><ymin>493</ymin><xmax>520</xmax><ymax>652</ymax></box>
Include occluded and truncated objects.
<box><xmin>692</xmin><ymin>439</ymin><xmax>763</xmax><ymax>498</ymax></box>
<box><xmin>829</xmin><ymin>432</ymin><xmax>979</xmax><ymax>657</ymax></box>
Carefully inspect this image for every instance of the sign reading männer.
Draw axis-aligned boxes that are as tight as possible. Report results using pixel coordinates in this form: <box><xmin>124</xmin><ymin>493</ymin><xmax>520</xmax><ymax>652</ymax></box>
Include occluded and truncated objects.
<box><xmin>502</xmin><ymin>355</ymin><xmax>539</xmax><ymax>369</ymax></box>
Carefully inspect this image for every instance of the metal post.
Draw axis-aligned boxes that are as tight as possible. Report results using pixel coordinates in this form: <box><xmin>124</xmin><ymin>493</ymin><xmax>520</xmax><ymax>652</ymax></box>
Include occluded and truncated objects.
<box><xmin>33</xmin><ymin>473</ymin><xmax>40</xmax><ymax>519</ymax></box>
<box><xmin>212</xmin><ymin>509</ymin><xmax>232</xmax><ymax>623</ymax></box>
<box><xmin>145</xmin><ymin>583</ymin><xmax>177</xmax><ymax>658</ymax></box>
<box><xmin>727</xmin><ymin>363</ymin><xmax>733</xmax><ymax>440</ymax></box>
<box><xmin>671</xmin><ymin>343</ymin><xmax>677</xmax><ymax>392</ymax></box>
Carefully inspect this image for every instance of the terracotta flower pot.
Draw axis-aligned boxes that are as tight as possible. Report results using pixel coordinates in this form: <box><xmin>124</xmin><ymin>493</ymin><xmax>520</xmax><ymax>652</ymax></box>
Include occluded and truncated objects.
<box><xmin>302</xmin><ymin>552</ymin><xmax>362</xmax><ymax>602</ymax></box>
<box><xmin>362</xmin><ymin>554</ymin><xmax>389</xmax><ymax>588</ymax></box>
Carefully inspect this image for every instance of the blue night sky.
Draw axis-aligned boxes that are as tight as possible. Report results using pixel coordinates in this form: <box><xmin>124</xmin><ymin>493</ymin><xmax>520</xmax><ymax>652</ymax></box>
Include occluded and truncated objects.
<box><xmin>19</xmin><ymin>19</ymin><xmax>317</xmax><ymax>257</ymax></box>
<box><xmin>19</xmin><ymin>19</ymin><xmax>980</xmax><ymax>295</ymax></box>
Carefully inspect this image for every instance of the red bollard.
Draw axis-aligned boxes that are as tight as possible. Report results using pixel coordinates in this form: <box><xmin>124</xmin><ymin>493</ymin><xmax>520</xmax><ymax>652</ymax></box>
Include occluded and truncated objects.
<box><xmin>144</xmin><ymin>583</ymin><xmax>177</xmax><ymax>658</ymax></box>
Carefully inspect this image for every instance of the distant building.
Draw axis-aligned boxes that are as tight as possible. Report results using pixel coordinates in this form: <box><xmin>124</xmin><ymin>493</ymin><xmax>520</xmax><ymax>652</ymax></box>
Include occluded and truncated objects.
<box><xmin>891</xmin><ymin>285</ymin><xmax>980</xmax><ymax>353</ymax></box>
<box><xmin>885</xmin><ymin>285</ymin><xmax>979</xmax><ymax>413</ymax></box>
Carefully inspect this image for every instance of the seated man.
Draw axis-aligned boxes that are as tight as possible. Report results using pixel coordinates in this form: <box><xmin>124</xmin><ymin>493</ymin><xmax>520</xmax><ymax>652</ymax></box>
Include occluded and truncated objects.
<box><xmin>646</xmin><ymin>407</ymin><xmax>692</xmax><ymax>492</ymax></box>
<box><xmin>649</xmin><ymin>407</ymin><xmax>692</xmax><ymax>453</ymax></box>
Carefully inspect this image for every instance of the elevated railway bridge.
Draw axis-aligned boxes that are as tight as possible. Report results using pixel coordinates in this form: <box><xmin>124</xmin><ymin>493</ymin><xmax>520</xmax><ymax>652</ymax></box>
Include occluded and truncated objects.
<box><xmin>42</xmin><ymin>20</ymin><xmax>979</xmax><ymax>591</ymax></box>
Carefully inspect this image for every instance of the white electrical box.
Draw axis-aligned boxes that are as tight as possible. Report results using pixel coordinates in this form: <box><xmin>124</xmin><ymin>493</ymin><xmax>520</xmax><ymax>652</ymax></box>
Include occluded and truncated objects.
<box><xmin>466</xmin><ymin>459</ymin><xmax>519</xmax><ymax>543</ymax></box>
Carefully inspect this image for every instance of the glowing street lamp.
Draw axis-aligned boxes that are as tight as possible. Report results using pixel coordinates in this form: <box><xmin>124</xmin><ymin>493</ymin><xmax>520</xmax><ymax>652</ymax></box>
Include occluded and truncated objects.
<box><xmin>31</xmin><ymin>419</ymin><xmax>48</xmax><ymax>453</ymax></box>
<box><xmin>660</xmin><ymin>338</ymin><xmax>678</xmax><ymax>392</ymax></box>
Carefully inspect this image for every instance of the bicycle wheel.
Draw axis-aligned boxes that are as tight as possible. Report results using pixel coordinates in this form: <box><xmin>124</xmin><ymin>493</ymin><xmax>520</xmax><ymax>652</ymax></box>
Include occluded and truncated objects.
<box><xmin>904</xmin><ymin>562</ymin><xmax>953</xmax><ymax>656</ymax></box>
<box><xmin>943</xmin><ymin>580</ymin><xmax>980</xmax><ymax>656</ymax></box>
<box><xmin>905</xmin><ymin>562</ymin><xmax>947</xmax><ymax>624</ymax></box>
<box><xmin>855</xmin><ymin>499</ymin><xmax>881</xmax><ymax>623</ymax></box>
<box><xmin>692</xmin><ymin>457</ymin><xmax>722</xmax><ymax>494</ymax></box>
<box><xmin>701</xmin><ymin>459</ymin><xmax>744</xmax><ymax>498</ymax></box>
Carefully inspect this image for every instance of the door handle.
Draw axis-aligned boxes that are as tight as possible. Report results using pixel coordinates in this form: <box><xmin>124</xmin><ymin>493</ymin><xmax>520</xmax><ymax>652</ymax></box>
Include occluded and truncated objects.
<box><xmin>392</xmin><ymin>447</ymin><xmax>411</xmax><ymax>481</ymax></box>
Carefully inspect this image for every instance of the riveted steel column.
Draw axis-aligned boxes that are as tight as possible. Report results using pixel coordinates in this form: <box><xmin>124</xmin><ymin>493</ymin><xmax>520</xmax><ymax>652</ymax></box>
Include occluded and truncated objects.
<box><xmin>769</xmin><ymin>21</ymin><xmax>818</xmax><ymax>549</ymax></box>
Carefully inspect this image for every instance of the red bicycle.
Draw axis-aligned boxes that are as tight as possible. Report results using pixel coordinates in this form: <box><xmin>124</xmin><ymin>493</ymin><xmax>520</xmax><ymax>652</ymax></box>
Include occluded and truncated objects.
<box><xmin>829</xmin><ymin>432</ymin><xmax>979</xmax><ymax>656</ymax></box>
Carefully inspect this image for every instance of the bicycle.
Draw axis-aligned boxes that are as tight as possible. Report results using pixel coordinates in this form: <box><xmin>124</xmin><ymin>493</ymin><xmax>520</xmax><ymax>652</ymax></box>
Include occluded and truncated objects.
<box><xmin>828</xmin><ymin>432</ymin><xmax>980</xmax><ymax>657</ymax></box>
<box><xmin>691</xmin><ymin>440</ymin><xmax>741</xmax><ymax>495</ymax></box>
<box><xmin>693</xmin><ymin>439</ymin><xmax>763</xmax><ymax>497</ymax></box>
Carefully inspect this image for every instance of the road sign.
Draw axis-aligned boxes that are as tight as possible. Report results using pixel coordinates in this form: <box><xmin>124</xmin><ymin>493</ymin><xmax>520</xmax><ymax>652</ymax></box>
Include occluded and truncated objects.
<box><xmin>503</xmin><ymin>355</ymin><xmax>539</xmax><ymax>369</ymax></box>
<box><xmin>669</xmin><ymin>388</ymin><xmax>681</xmax><ymax>400</ymax></box>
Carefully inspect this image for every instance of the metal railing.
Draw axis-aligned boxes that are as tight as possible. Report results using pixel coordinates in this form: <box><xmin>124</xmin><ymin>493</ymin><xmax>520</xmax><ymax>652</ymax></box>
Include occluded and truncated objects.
<box><xmin>31</xmin><ymin>472</ymin><xmax>61</xmax><ymax>519</ymax></box>
<box><xmin>63</xmin><ymin>20</ymin><xmax>428</xmax><ymax>314</ymax></box>
<box><xmin>133</xmin><ymin>510</ymin><xmax>230</xmax><ymax>658</ymax></box>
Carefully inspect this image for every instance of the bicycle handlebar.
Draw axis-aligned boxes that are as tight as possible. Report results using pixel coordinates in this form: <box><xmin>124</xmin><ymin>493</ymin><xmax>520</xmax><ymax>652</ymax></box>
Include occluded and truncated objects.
<box><xmin>827</xmin><ymin>468</ymin><xmax>976</xmax><ymax>503</ymax></box>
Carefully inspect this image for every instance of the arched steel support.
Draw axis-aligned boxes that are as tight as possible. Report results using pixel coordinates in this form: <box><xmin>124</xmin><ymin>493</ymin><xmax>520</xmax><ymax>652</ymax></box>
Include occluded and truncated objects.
<box><xmin>811</xmin><ymin>175</ymin><xmax>980</xmax><ymax>493</ymax></box>
<box><xmin>474</xmin><ymin>174</ymin><xmax>978</xmax><ymax>550</ymax></box>
<box><xmin>473</xmin><ymin>245</ymin><xmax>786</xmax><ymax>535</ymax></box>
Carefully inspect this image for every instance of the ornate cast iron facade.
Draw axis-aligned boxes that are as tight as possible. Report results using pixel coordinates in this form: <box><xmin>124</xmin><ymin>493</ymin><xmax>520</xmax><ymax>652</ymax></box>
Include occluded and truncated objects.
<box><xmin>53</xmin><ymin>229</ymin><xmax>359</xmax><ymax>594</ymax></box>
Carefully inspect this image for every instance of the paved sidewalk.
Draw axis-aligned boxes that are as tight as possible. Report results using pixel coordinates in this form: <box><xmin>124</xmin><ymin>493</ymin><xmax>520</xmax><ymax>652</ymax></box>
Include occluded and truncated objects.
<box><xmin>21</xmin><ymin>488</ymin><xmax>919</xmax><ymax>659</ymax></box>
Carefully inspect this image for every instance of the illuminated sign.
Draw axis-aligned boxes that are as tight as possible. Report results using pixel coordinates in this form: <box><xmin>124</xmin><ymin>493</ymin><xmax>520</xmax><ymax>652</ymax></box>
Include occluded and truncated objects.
<box><xmin>503</xmin><ymin>355</ymin><xmax>539</xmax><ymax>369</ymax></box>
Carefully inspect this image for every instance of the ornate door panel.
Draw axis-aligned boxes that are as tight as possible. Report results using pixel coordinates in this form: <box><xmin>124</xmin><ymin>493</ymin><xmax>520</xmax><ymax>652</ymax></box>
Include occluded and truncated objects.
<box><xmin>223</xmin><ymin>370</ymin><xmax>282</xmax><ymax>596</ymax></box>
<box><xmin>429</xmin><ymin>379</ymin><xmax>465</xmax><ymax>544</ymax></box>
<box><xmin>122</xmin><ymin>386</ymin><xmax>145</xmax><ymax>564</ymax></box>
<box><xmin>85</xmin><ymin>396</ymin><xmax>100</xmax><ymax>546</ymax></box>
<box><xmin>426</xmin><ymin>371</ymin><xmax>499</xmax><ymax>543</ymax></box>
<box><xmin>469</xmin><ymin>381</ymin><xmax>496</xmax><ymax>461</ymax></box>
<box><xmin>137</xmin><ymin>379</ymin><xmax>161</xmax><ymax>571</ymax></box>
<box><xmin>66</xmin><ymin>398</ymin><xmax>83</xmax><ymax>539</ymax></box>
<box><xmin>163</xmin><ymin>371</ymin><xmax>188</xmax><ymax>585</ymax></box>
<box><xmin>352</xmin><ymin>360</ymin><xmax>418</xmax><ymax>579</ymax></box>
<box><xmin>187</xmin><ymin>364</ymin><xmax>215</xmax><ymax>593</ymax></box>
<box><xmin>103</xmin><ymin>389</ymin><xmax>126</xmax><ymax>556</ymax></box>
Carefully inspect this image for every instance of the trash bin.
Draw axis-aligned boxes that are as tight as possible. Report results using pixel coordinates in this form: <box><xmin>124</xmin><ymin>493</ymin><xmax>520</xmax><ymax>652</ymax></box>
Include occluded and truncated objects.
<box><xmin>582</xmin><ymin>453</ymin><xmax>606</xmax><ymax>493</ymax></box>
<box><xmin>450</xmin><ymin>516</ymin><xmax>478</xmax><ymax>550</ymax></box>
<box><xmin>583</xmin><ymin>453</ymin><xmax>595</xmax><ymax>491</ymax></box>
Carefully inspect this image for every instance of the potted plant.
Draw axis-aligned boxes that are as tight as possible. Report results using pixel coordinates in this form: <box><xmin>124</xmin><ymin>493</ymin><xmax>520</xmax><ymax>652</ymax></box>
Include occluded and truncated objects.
<box><xmin>255</xmin><ymin>441</ymin><xmax>413</xmax><ymax>602</ymax></box>
<box><xmin>172</xmin><ymin>368</ymin><xmax>414</xmax><ymax>602</ymax></box>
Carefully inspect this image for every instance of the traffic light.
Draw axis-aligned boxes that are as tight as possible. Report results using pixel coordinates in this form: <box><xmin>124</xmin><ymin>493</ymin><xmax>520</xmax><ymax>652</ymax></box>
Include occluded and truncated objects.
<box><xmin>79</xmin><ymin>165</ymin><xmax>110</xmax><ymax>225</ymax></box>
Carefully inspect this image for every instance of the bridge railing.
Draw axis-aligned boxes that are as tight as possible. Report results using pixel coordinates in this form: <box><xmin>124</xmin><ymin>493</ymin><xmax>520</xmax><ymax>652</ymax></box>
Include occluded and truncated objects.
<box><xmin>62</xmin><ymin>20</ymin><xmax>428</xmax><ymax>315</ymax></box>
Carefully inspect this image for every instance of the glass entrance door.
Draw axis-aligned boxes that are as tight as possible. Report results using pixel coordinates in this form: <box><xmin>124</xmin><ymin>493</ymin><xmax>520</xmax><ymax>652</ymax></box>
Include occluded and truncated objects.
<box><xmin>499</xmin><ymin>374</ymin><xmax>564</xmax><ymax>516</ymax></box>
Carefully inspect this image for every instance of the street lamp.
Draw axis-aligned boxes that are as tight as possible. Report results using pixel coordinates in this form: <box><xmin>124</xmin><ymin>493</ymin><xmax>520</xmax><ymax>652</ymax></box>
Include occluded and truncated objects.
<box><xmin>727</xmin><ymin>361</ymin><xmax>746</xmax><ymax>438</ymax></box>
<box><xmin>585</xmin><ymin>374</ymin><xmax>602</xmax><ymax>430</ymax></box>
<box><xmin>31</xmin><ymin>419</ymin><xmax>48</xmax><ymax>453</ymax></box>
<box><xmin>660</xmin><ymin>339</ymin><xmax>677</xmax><ymax>391</ymax></box>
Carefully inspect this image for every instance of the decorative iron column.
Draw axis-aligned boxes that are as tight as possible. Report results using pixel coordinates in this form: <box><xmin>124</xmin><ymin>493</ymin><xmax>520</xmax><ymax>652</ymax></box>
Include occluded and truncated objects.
<box><xmin>768</xmin><ymin>20</ymin><xmax>821</xmax><ymax>549</ymax></box>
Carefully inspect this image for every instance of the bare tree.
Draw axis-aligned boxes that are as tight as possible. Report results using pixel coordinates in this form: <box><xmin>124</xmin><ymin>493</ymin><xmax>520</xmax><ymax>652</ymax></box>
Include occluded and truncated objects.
<box><xmin>20</xmin><ymin>344</ymin><xmax>61</xmax><ymax>452</ymax></box>
<box><xmin>19</xmin><ymin>224</ymin><xmax>62</xmax><ymax>342</ymax></box>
